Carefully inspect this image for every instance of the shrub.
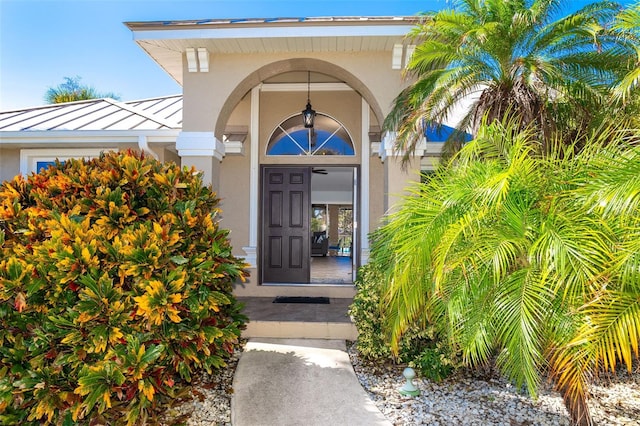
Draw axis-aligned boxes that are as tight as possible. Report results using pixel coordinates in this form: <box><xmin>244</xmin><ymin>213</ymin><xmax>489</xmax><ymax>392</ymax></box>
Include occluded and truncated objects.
<box><xmin>370</xmin><ymin>121</ymin><xmax>640</xmax><ymax>425</ymax></box>
<box><xmin>349</xmin><ymin>260</ymin><xmax>459</xmax><ymax>381</ymax></box>
<box><xmin>0</xmin><ymin>150</ymin><xmax>248</xmax><ymax>425</ymax></box>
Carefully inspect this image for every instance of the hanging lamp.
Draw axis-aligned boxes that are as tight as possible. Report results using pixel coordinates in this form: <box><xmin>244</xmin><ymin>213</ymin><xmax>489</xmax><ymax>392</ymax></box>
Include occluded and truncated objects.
<box><xmin>302</xmin><ymin>71</ymin><xmax>316</xmax><ymax>128</ymax></box>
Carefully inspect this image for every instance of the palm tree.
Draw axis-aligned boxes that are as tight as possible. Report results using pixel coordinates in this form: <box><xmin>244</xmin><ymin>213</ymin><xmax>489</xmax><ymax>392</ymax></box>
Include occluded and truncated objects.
<box><xmin>384</xmin><ymin>0</ymin><xmax>633</xmax><ymax>159</ymax></box>
<box><xmin>372</xmin><ymin>118</ymin><xmax>640</xmax><ymax>425</ymax></box>
<box><xmin>611</xmin><ymin>2</ymin><xmax>640</xmax><ymax>102</ymax></box>
<box><xmin>44</xmin><ymin>76</ymin><xmax>120</xmax><ymax>104</ymax></box>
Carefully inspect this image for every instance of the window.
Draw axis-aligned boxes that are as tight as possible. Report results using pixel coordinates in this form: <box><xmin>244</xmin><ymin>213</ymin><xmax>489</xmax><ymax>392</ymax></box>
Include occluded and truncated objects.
<box><xmin>267</xmin><ymin>113</ymin><xmax>354</xmax><ymax>156</ymax></box>
<box><xmin>20</xmin><ymin>149</ymin><xmax>105</xmax><ymax>175</ymax></box>
<box><xmin>35</xmin><ymin>161</ymin><xmax>59</xmax><ymax>173</ymax></box>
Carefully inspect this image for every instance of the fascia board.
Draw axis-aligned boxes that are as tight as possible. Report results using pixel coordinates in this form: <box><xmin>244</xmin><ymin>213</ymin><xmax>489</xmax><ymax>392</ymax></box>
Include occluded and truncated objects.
<box><xmin>131</xmin><ymin>24</ymin><xmax>414</xmax><ymax>41</ymax></box>
<box><xmin>0</xmin><ymin>130</ymin><xmax>180</xmax><ymax>145</ymax></box>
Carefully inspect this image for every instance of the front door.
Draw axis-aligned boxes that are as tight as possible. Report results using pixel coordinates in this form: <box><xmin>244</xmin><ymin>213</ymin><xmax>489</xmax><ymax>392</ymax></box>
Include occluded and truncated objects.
<box><xmin>261</xmin><ymin>167</ymin><xmax>310</xmax><ymax>283</ymax></box>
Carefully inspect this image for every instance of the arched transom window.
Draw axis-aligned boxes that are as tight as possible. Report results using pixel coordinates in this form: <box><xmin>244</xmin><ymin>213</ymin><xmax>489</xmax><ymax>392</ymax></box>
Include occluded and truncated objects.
<box><xmin>267</xmin><ymin>113</ymin><xmax>355</xmax><ymax>156</ymax></box>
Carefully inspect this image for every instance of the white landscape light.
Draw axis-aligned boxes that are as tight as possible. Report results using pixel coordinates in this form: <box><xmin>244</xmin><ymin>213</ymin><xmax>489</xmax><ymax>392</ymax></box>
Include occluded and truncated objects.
<box><xmin>399</xmin><ymin>367</ymin><xmax>420</xmax><ymax>396</ymax></box>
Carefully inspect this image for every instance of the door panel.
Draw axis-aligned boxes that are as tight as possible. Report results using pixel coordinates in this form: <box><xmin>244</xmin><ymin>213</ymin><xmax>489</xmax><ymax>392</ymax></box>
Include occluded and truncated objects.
<box><xmin>262</xmin><ymin>167</ymin><xmax>310</xmax><ymax>283</ymax></box>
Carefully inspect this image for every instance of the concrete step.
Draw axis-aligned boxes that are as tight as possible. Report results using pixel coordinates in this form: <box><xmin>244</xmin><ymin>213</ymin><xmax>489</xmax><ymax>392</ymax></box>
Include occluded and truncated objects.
<box><xmin>238</xmin><ymin>296</ymin><xmax>358</xmax><ymax>340</ymax></box>
<box><xmin>242</xmin><ymin>320</ymin><xmax>358</xmax><ymax>340</ymax></box>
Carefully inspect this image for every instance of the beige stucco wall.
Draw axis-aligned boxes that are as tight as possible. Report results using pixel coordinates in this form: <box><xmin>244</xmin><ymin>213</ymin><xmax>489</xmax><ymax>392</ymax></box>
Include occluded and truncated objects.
<box><xmin>368</xmin><ymin>154</ymin><xmax>385</xmax><ymax>234</ymax></box>
<box><xmin>181</xmin><ymin>51</ymin><xmax>407</xmax><ymax>137</ymax></box>
<box><xmin>217</xmin><ymin>94</ymin><xmax>252</xmax><ymax>256</ymax></box>
<box><xmin>161</xmin><ymin>148</ymin><xmax>180</xmax><ymax>166</ymax></box>
<box><xmin>218</xmin><ymin>153</ymin><xmax>251</xmax><ymax>257</ymax></box>
<box><xmin>0</xmin><ymin>149</ymin><xmax>19</xmax><ymax>182</ymax></box>
<box><xmin>178</xmin><ymin>48</ymin><xmax>422</xmax><ymax>294</ymax></box>
<box><xmin>385</xmin><ymin>156</ymin><xmax>420</xmax><ymax>212</ymax></box>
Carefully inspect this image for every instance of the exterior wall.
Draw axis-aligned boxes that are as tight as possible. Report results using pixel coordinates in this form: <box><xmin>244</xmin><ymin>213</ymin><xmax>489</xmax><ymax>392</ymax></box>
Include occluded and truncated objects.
<box><xmin>0</xmin><ymin>149</ymin><xmax>20</xmax><ymax>181</ymax></box>
<box><xmin>385</xmin><ymin>156</ymin><xmax>421</xmax><ymax>212</ymax></box>
<box><xmin>218</xmin><ymin>94</ymin><xmax>252</xmax><ymax>257</ymax></box>
<box><xmin>161</xmin><ymin>148</ymin><xmax>180</xmax><ymax>165</ymax></box>
<box><xmin>182</xmin><ymin>51</ymin><xmax>406</xmax><ymax>135</ymax></box>
<box><xmin>179</xmin><ymin>48</ymin><xmax>418</xmax><ymax>296</ymax></box>
<box><xmin>368</xmin><ymin>154</ymin><xmax>385</xmax><ymax>233</ymax></box>
<box><xmin>219</xmin><ymin>153</ymin><xmax>251</xmax><ymax>258</ymax></box>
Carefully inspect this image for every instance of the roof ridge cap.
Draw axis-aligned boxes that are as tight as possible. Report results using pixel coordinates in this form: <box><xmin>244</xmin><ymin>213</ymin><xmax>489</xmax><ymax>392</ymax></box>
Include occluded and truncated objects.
<box><xmin>103</xmin><ymin>98</ymin><xmax>180</xmax><ymax>129</ymax></box>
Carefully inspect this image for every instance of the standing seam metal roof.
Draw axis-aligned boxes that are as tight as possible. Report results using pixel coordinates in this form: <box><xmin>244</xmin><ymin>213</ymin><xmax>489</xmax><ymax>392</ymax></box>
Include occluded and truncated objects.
<box><xmin>0</xmin><ymin>95</ymin><xmax>183</xmax><ymax>132</ymax></box>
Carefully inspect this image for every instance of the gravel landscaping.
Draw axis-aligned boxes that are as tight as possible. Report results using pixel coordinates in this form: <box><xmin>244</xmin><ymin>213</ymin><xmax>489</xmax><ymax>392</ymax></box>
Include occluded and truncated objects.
<box><xmin>347</xmin><ymin>342</ymin><xmax>640</xmax><ymax>426</ymax></box>
<box><xmin>162</xmin><ymin>340</ymin><xmax>640</xmax><ymax>425</ymax></box>
<box><xmin>160</xmin><ymin>344</ymin><xmax>243</xmax><ymax>426</ymax></box>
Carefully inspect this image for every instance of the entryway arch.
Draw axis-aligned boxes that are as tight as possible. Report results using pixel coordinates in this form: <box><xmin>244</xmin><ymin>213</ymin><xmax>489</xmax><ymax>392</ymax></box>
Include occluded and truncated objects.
<box><xmin>214</xmin><ymin>58</ymin><xmax>385</xmax><ymax>138</ymax></box>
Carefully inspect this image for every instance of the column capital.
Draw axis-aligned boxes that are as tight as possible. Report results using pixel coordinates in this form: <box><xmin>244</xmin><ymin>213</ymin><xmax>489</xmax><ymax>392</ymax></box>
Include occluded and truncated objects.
<box><xmin>380</xmin><ymin>132</ymin><xmax>442</xmax><ymax>161</ymax></box>
<box><xmin>176</xmin><ymin>131</ymin><xmax>225</xmax><ymax>160</ymax></box>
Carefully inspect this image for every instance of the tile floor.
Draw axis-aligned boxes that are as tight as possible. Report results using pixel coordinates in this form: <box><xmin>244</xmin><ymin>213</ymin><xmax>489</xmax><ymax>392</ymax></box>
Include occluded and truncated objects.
<box><xmin>310</xmin><ymin>255</ymin><xmax>353</xmax><ymax>284</ymax></box>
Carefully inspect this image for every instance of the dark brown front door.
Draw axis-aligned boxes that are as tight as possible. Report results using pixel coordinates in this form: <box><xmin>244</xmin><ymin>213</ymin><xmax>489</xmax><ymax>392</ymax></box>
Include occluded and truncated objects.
<box><xmin>261</xmin><ymin>167</ymin><xmax>310</xmax><ymax>283</ymax></box>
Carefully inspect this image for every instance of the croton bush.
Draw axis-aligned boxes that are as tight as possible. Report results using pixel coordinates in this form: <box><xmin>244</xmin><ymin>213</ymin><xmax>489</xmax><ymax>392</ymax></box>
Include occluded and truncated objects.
<box><xmin>0</xmin><ymin>150</ymin><xmax>248</xmax><ymax>424</ymax></box>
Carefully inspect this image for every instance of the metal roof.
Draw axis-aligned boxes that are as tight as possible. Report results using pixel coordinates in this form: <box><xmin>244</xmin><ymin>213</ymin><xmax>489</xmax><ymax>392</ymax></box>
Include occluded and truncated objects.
<box><xmin>0</xmin><ymin>95</ymin><xmax>182</xmax><ymax>132</ymax></box>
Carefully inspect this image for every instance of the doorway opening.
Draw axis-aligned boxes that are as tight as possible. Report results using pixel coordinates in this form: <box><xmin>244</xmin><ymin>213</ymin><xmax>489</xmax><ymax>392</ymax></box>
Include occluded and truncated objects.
<box><xmin>261</xmin><ymin>166</ymin><xmax>357</xmax><ymax>285</ymax></box>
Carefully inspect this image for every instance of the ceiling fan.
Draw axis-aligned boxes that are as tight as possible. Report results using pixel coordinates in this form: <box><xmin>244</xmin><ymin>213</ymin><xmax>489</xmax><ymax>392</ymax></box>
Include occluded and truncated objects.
<box><xmin>312</xmin><ymin>168</ymin><xmax>328</xmax><ymax>175</ymax></box>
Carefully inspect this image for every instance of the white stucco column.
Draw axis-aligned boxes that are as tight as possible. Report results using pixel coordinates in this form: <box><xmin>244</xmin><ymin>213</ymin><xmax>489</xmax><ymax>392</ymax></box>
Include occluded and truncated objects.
<box><xmin>241</xmin><ymin>85</ymin><xmax>261</xmax><ymax>268</ymax></box>
<box><xmin>360</xmin><ymin>98</ymin><xmax>371</xmax><ymax>265</ymax></box>
<box><xmin>176</xmin><ymin>131</ymin><xmax>225</xmax><ymax>191</ymax></box>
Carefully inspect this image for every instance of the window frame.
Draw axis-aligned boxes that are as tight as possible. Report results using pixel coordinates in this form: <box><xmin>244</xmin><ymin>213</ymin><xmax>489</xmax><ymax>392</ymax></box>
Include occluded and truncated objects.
<box><xmin>20</xmin><ymin>148</ymin><xmax>106</xmax><ymax>175</ymax></box>
<box><xmin>266</xmin><ymin>112</ymin><xmax>356</xmax><ymax>157</ymax></box>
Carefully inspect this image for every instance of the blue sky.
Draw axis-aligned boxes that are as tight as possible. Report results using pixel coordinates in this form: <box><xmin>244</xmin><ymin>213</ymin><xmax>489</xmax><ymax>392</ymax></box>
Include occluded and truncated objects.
<box><xmin>0</xmin><ymin>0</ymin><xmax>634</xmax><ymax>110</ymax></box>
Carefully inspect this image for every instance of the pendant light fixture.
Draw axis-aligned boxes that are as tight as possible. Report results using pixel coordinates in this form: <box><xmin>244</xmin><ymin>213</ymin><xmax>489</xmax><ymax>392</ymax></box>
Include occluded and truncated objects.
<box><xmin>302</xmin><ymin>71</ymin><xmax>316</xmax><ymax>128</ymax></box>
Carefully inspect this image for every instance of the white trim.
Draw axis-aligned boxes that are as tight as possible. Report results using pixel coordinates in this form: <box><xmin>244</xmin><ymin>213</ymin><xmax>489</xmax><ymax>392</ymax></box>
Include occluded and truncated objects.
<box><xmin>132</xmin><ymin>24</ymin><xmax>413</xmax><ymax>42</ymax></box>
<box><xmin>370</xmin><ymin>142</ymin><xmax>381</xmax><ymax>156</ymax></box>
<box><xmin>392</xmin><ymin>44</ymin><xmax>403</xmax><ymax>69</ymax></box>
<box><xmin>0</xmin><ymin>129</ymin><xmax>180</xmax><ymax>146</ymax></box>
<box><xmin>379</xmin><ymin>133</ymin><xmax>445</xmax><ymax>159</ymax></box>
<box><xmin>404</xmin><ymin>44</ymin><xmax>416</xmax><ymax>68</ymax></box>
<box><xmin>414</xmin><ymin>137</ymin><xmax>445</xmax><ymax>156</ymax></box>
<box><xmin>260</xmin><ymin>82</ymin><xmax>352</xmax><ymax>92</ymax></box>
<box><xmin>197</xmin><ymin>47</ymin><xmax>209</xmax><ymax>72</ymax></box>
<box><xmin>360</xmin><ymin>98</ymin><xmax>371</xmax><ymax>265</ymax></box>
<box><xmin>137</xmin><ymin>135</ymin><xmax>159</xmax><ymax>160</ymax></box>
<box><xmin>248</xmin><ymin>85</ymin><xmax>260</xmax><ymax>251</ymax></box>
<box><xmin>241</xmin><ymin>246</ymin><xmax>257</xmax><ymax>269</ymax></box>
<box><xmin>186</xmin><ymin>48</ymin><xmax>198</xmax><ymax>72</ymax></box>
<box><xmin>20</xmin><ymin>148</ymin><xmax>105</xmax><ymax>175</ymax></box>
<box><xmin>379</xmin><ymin>131</ymin><xmax>396</xmax><ymax>162</ymax></box>
<box><xmin>223</xmin><ymin>140</ymin><xmax>244</xmax><ymax>155</ymax></box>
<box><xmin>420</xmin><ymin>156</ymin><xmax>440</xmax><ymax>170</ymax></box>
<box><xmin>176</xmin><ymin>131</ymin><xmax>225</xmax><ymax>160</ymax></box>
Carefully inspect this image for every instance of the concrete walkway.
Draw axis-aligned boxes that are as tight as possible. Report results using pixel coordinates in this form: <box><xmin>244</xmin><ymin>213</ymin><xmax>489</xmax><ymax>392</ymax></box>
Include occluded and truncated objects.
<box><xmin>232</xmin><ymin>338</ymin><xmax>391</xmax><ymax>426</ymax></box>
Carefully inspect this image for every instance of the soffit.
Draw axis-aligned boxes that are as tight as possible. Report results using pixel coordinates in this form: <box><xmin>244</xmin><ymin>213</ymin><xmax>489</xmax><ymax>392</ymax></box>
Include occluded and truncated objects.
<box><xmin>125</xmin><ymin>16</ymin><xmax>419</xmax><ymax>85</ymax></box>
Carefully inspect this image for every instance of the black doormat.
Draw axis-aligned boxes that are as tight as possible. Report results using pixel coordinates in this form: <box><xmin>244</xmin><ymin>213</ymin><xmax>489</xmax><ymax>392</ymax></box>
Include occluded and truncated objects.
<box><xmin>273</xmin><ymin>296</ymin><xmax>330</xmax><ymax>304</ymax></box>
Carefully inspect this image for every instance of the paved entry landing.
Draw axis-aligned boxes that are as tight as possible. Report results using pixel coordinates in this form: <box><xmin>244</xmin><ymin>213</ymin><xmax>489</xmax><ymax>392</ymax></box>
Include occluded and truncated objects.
<box><xmin>231</xmin><ymin>338</ymin><xmax>391</xmax><ymax>426</ymax></box>
<box><xmin>238</xmin><ymin>297</ymin><xmax>358</xmax><ymax>339</ymax></box>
